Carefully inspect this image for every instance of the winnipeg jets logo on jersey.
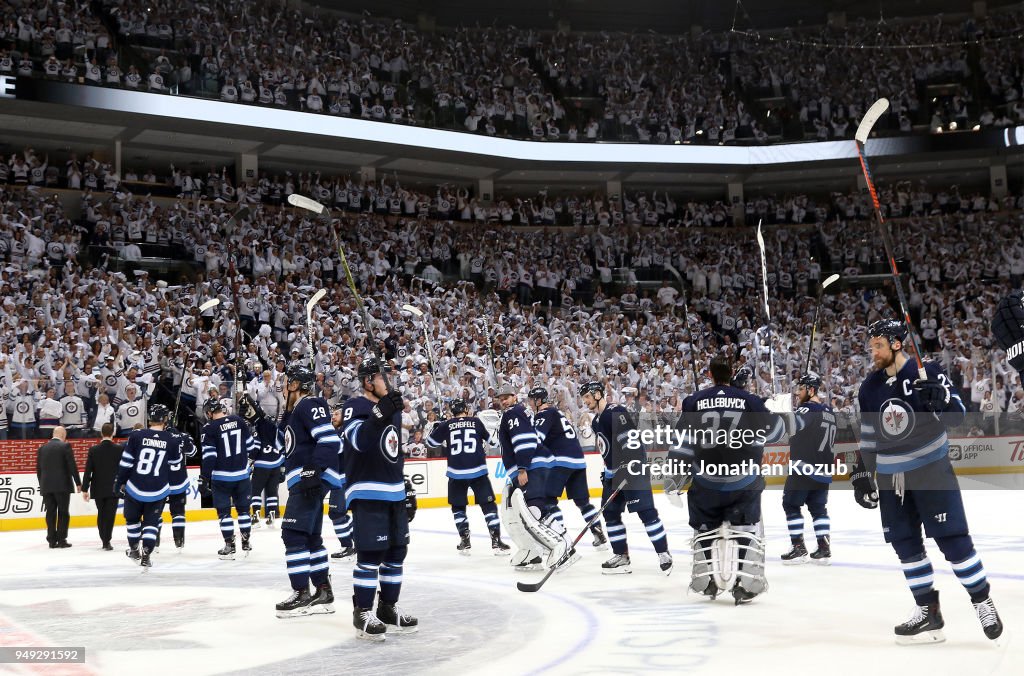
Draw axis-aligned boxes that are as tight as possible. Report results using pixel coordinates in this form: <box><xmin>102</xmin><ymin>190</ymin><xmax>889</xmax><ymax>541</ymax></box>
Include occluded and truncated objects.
<box><xmin>880</xmin><ymin>398</ymin><xmax>915</xmax><ymax>441</ymax></box>
<box><xmin>105</xmin><ymin>374</ymin><xmax>118</xmax><ymax>388</ymax></box>
<box><xmin>126</xmin><ymin>404</ymin><xmax>139</xmax><ymax>417</ymax></box>
<box><xmin>64</xmin><ymin>401</ymin><xmax>80</xmax><ymax>413</ymax></box>
<box><xmin>15</xmin><ymin>401</ymin><xmax>29</xmax><ymax>414</ymax></box>
<box><xmin>597</xmin><ymin>433</ymin><xmax>610</xmax><ymax>459</ymax></box>
<box><xmin>283</xmin><ymin>427</ymin><xmax>296</xmax><ymax>457</ymax></box>
<box><xmin>382</xmin><ymin>426</ymin><xmax>400</xmax><ymax>462</ymax></box>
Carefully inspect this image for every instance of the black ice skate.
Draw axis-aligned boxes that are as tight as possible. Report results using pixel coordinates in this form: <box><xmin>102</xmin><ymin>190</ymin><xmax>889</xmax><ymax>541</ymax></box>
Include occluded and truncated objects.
<box><xmin>331</xmin><ymin>546</ymin><xmax>356</xmax><ymax>562</ymax></box>
<box><xmin>377</xmin><ymin>593</ymin><xmax>418</xmax><ymax>634</ymax></box>
<box><xmin>456</xmin><ymin>531</ymin><xmax>472</xmax><ymax>556</ymax></box>
<box><xmin>126</xmin><ymin>545</ymin><xmax>141</xmax><ymax>564</ymax></box>
<box><xmin>895</xmin><ymin>599</ymin><xmax>945</xmax><ymax>645</ymax></box>
<box><xmin>140</xmin><ymin>549</ymin><xmax>152</xmax><ymax>569</ymax></box>
<box><xmin>266</xmin><ymin>513</ymin><xmax>276</xmax><ymax>529</ymax></box>
<box><xmin>308</xmin><ymin>580</ymin><xmax>335</xmax><ymax>615</ymax></box>
<box><xmin>591</xmin><ymin>523</ymin><xmax>608</xmax><ymax>550</ymax></box>
<box><xmin>973</xmin><ymin>597</ymin><xmax>1004</xmax><ymax>642</ymax></box>
<box><xmin>250</xmin><ymin>513</ymin><xmax>262</xmax><ymax>529</ymax></box>
<box><xmin>490</xmin><ymin>529</ymin><xmax>511</xmax><ymax>556</ymax></box>
<box><xmin>354</xmin><ymin>605</ymin><xmax>387</xmax><ymax>641</ymax></box>
<box><xmin>513</xmin><ymin>555</ymin><xmax>544</xmax><ymax>572</ymax></box>
<box><xmin>781</xmin><ymin>540</ymin><xmax>809</xmax><ymax>565</ymax></box>
<box><xmin>810</xmin><ymin>537</ymin><xmax>831</xmax><ymax>565</ymax></box>
<box><xmin>241</xmin><ymin>532</ymin><xmax>252</xmax><ymax>555</ymax></box>
<box><xmin>732</xmin><ymin>584</ymin><xmax>760</xmax><ymax>605</ymax></box>
<box><xmin>601</xmin><ymin>553</ymin><xmax>632</xmax><ymax>575</ymax></box>
<box><xmin>174</xmin><ymin>533</ymin><xmax>185</xmax><ymax>550</ymax></box>
<box><xmin>218</xmin><ymin>539</ymin><xmax>236</xmax><ymax>560</ymax></box>
<box><xmin>276</xmin><ymin>588</ymin><xmax>312</xmax><ymax>619</ymax></box>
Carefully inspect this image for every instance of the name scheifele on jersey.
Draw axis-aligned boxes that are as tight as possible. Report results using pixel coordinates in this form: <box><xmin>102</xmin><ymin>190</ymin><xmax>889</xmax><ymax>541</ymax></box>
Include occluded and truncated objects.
<box><xmin>426</xmin><ymin>415</ymin><xmax>490</xmax><ymax>479</ymax></box>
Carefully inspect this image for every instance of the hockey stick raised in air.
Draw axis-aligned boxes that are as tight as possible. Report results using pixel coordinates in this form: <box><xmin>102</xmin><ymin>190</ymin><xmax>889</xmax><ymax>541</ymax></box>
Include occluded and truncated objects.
<box><xmin>517</xmin><ymin>478</ymin><xmax>627</xmax><ymax>593</ymax></box>
<box><xmin>754</xmin><ymin>221</ymin><xmax>778</xmax><ymax>395</ymax></box>
<box><xmin>804</xmin><ymin>273</ymin><xmax>840</xmax><ymax>375</ymax></box>
<box><xmin>664</xmin><ymin>262</ymin><xmax>701</xmax><ymax>390</ymax></box>
<box><xmin>288</xmin><ymin>193</ymin><xmax>392</xmax><ymax>389</ymax></box>
<box><xmin>482</xmin><ymin>313</ymin><xmax>499</xmax><ymax>388</ymax></box>
<box><xmin>854</xmin><ymin>98</ymin><xmax>927</xmax><ymax>380</ymax></box>
<box><xmin>403</xmin><ymin>303</ymin><xmax>445</xmax><ymax>411</ymax></box>
<box><xmin>173</xmin><ymin>298</ymin><xmax>221</xmax><ymax>427</ymax></box>
<box><xmin>305</xmin><ymin>289</ymin><xmax>327</xmax><ymax>373</ymax></box>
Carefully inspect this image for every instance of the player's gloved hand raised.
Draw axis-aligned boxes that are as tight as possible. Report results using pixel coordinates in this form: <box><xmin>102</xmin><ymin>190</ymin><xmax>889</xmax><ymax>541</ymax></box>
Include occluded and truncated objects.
<box><xmin>991</xmin><ymin>290</ymin><xmax>1024</xmax><ymax>373</ymax></box>
<box><xmin>298</xmin><ymin>466</ymin><xmax>323</xmax><ymax>498</ymax></box>
<box><xmin>371</xmin><ymin>390</ymin><xmax>404</xmax><ymax>423</ymax></box>
<box><xmin>850</xmin><ymin>468</ymin><xmax>878</xmax><ymax>509</ymax></box>
<box><xmin>197</xmin><ymin>475</ymin><xmax>212</xmax><ymax>497</ymax></box>
<box><xmin>913</xmin><ymin>379</ymin><xmax>951</xmax><ymax>413</ymax></box>
<box><xmin>237</xmin><ymin>394</ymin><xmax>263</xmax><ymax>423</ymax></box>
<box><xmin>404</xmin><ymin>477</ymin><xmax>418</xmax><ymax>522</ymax></box>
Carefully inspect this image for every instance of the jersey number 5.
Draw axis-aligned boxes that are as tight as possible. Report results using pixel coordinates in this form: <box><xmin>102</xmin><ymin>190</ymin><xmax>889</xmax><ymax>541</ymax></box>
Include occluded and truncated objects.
<box><xmin>450</xmin><ymin>428</ymin><xmax>478</xmax><ymax>456</ymax></box>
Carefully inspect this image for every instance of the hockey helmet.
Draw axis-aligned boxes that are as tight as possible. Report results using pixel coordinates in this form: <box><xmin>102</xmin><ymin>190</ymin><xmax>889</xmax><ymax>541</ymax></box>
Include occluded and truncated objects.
<box><xmin>204</xmin><ymin>397</ymin><xmax>226</xmax><ymax>417</ymax></box>
<box><xmin>797</xmin><ymin>371</ymin><xmax>823</xmax><ymax>390</ymax></box>
<box><xmin>730</xmin><ymin>367</ymin><xmax>752</xmax><ymax>389</ymax></box>
<box><xmin>357</xmin><ymin>356</ymin><xmax>388</xmax><ymax>380</ymax></box>
<box><xmin>528</xmin><ymin>387</ymin><xmax>548</xmax><ymax>404</ymax></box>
<box><xmin>868</xmin><ymin>319</ymin><xmax>907</xmax><ymax>346</ymax></box>
<box><xmin>578</xmin><ymin>381</ymin><xmax>604</xmax><ymax>398</ymax></box>
<box><xmin>285</xmin><ymin>363</ymin><xmax>316</xmax><ymax>392</ymax></box>
<box><xmin>149</xmin><ymin>403</ymin><xmax>171</xmax><ymax>424</ymax></box>
<box><xmin>450</xmin><ymin>398</ymin><xmax>468</xmax><ymax>416</ymax></box>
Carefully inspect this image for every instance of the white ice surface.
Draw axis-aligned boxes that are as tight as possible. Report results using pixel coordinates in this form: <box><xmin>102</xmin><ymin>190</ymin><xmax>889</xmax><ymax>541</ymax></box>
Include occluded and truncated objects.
<box><xmin>1</xmin><ymin>484</ymin><xmax>1022</xmax><ymax>675</ymax></box>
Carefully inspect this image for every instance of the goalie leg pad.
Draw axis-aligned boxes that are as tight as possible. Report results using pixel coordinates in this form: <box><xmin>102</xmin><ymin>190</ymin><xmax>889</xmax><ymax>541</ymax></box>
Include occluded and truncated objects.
<box><xmin>501</xmin><ymin>484</ymin><xmax>543</xmax><ymax>566</ymax></box>
<box><xmin>511</xmin><ymin>488</ymin><xmax>567</xmax><ymax>567</ymax></box>
<box><xmin>689</xmin><ymin>529</ymin><xmax>720</xmax><ymax>596</ymax></box>
<box><xmin>728</xmin><ymin>522</ymin><xmax>767</xmax><ymax>597</ymax></box>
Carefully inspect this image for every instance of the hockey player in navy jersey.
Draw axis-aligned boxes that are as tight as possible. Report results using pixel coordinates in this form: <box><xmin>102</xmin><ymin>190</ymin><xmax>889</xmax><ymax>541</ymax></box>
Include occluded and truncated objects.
<box><xmin>339</xmin><ymin>358</ymin><xmax>418</xmax><ymax>640</ymax></box>
<box><xmin>858</xmin><ymin>319</ymin><xmax>1003</xmax><ymax>644</ymax></box>
<box><xmin>160</xmin><ymin>424</ymin><xmax>195</xmax><ymax>551</ymax></box>
<box><xmin>426</xmin><ymin>398</ymin><xmax>510</xmax><ymax>555</ymax></box>
<box><xmin>114</xmin><ymin>404</ymin><xmax>185</xmax><ymax>568</ymax></box>
<box><xmin>275</xmin><ymin>364</ymin><xmax>343</xmax><ymax>619</ymax></box>
<box><xmin>238</xmin><ymin>394</ymin><xmax>284</xmax><ymax>529</ymax></box>
<box><xmin>664</xmin><ymin>356</ymin><xmax>786</xmax><ymax>604</ymax></box>
<box><xmin>780</xmin><ymin>372</ymin><xmax>836</xmax><ymax>565</ymax></box>
<box><xmin>496</xmin><ymin>383</ymin><xmax>553</xmax><ymax>570</ymax></box>
<box><xmin>328</xmin><ymin>402</ymin><xmax>355</xmax><ymax>562</ymax></box>
<box><xmin>579</xmin><ymin>381</ymin><xmax>671</xmax><ymax>576</ymax></box>
<box><xmin>528</xmin><ymin>387</ymin><xmax>606</xmax><ymax>549</ymax></box>
<box><xmin>200</xmin><ymin>398</ymin><xmax>259</xmax><ymax>559</ymax></box>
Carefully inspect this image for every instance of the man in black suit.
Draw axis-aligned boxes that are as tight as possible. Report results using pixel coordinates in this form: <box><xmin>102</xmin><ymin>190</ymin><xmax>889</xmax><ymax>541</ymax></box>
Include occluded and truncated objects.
<box><xmin>36</xmin><ymin>426</ymin><xmax>81</xmax><ymax>548</ymax></box>
<box><xmin>82</xmin><ymin>423</ymin><xmax>122</xmax><ymax>550</ymax></box>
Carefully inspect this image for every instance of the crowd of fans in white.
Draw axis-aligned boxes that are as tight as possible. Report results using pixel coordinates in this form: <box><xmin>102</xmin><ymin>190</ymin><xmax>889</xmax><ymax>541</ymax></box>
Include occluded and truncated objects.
<box><xmin>2</xmin><ymin>0</ymin><xmax>1024</xmax><ymax>142</ymax></box>
<box><xmin>1</xmin><ymin>158</ymin><xmax>1022</xmax><ymax>451</ymax></box>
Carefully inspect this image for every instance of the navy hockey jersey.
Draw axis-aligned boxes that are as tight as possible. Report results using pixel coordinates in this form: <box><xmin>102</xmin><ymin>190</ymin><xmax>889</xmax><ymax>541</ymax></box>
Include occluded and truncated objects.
<box><xmin>426</xmin><ymin>415</ymin><xmax>490</xmax><ymax>480</ymax></box>
<box><xmin>789</xmin><ymin>401</ymin><xmax>836</xmax><ymax>484</ymax></box>
<box><xmin>671</xmin><ymin>385</ymin><xmax>785</xmax><ymax>491</ymax></box>
<box><xmin>251</xmin><ymin>417</ymin><xmax>285</xmax><ymax>470</ymax></box>
<box><xmin>857</xmin><ymin>359</ymin><xmax>965</xmax><ymax>474</ymax></box>
<box><xmin>168</xmin><ymin>429</ymin><xmax>196</xmax><ymax>495</ymax></box>
<box><xmin>201</xmin><ymin>415</ymin><xmax>259</xmax><ymax>482</ymax></box>
<box><xmin>498</xmin><ymin>403</ymin><xmax>545</xmax><ymax>477</ymax></box>
<box><xmin>534</xmin><ymin>406</ymin><xmax>585</xmax><ymax>470</ymax></box>
<box><xmin>591</xmin><ymin>403</ymin><xmax>639</xmax><ymax>481</ymax></box>
<box><xmin>116</xmin><ymin>428</ymin><xmax>186</xmax><ymax>502</ymax></box>
<box><xmin>340</xmin><ymin>395</ymin><xmax>405</xmax><ymax>503</ymax></box>
<box><xmin>282</xmin><ymin>396</ymin><xmax>344</xmax><ymax>492</ymax></box>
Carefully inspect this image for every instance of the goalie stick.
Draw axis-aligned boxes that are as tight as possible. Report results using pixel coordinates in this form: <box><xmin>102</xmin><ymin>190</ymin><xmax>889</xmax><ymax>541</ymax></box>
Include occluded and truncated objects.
<box><xmin>854</xmin><ymin>98</ymin><xmax>927</xmax><ymax>380</ymax></box>
<box><xmin>517</xmin><ymin>477</ymin><xmax>627</xmax><ymax>593</ymax></box>
<box><xmin>805</xmin><ymin>273</ymin><xmax>840</xmax><ymax>375</ymax></box>
<box><xmin>287</xmin><ymin>193</ymin><xmax>392</xmax><ymax>389</ymax></box>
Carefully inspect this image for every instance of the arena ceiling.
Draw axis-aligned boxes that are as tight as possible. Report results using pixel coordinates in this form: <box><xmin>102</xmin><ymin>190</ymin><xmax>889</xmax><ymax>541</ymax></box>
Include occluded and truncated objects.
<box><xmin>313</xmin><ymin>0</ymin><xmax>1019</xmax><ymax>33</ymax></box>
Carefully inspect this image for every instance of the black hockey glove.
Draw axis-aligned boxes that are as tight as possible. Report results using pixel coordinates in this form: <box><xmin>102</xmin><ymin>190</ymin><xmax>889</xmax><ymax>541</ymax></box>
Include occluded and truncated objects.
<box><xmin>371</xmin><ymin>390</ymin><xmax>404</xmax><ymax>424</ymax></box>
<box><xmin>404</xmin><ymin>477</ymin><xmax>418</xmax><ymax>523</ymax></box>
<box><xmin>298</xmin><ymin>466</ymin><xmax>323</xmax><ymax>498</ymax></box>
<box><xmin>850</xmin><ymin>468</ymin><xmax>878</xmax><ymax>509</ymax></box>
<box><xmin>197</xmin><ymin>475</ymin><xmax>212</xmax><ymax>497</ymax></box>
<box><xmin>992</xmin><ymin>290</ymin><xmax>1024</xmax><ymax>373</ymax></box>
<box><xmin>913</xmin><ymin>378</ymin><xmax>951</xmax><ymax>413</ymax></box>
<box><xmin>237</xmin><ymin>394</ymin><xmax>264</xmax><ymax>423</ymax></box>
<box><xmin>113</xmin><ymin>481</ymin><xmax>125</xmax><ymax>498</ymax></box>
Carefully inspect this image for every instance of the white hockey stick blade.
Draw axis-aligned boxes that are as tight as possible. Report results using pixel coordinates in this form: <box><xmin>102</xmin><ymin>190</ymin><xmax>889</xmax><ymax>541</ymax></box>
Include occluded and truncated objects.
<box><xmin>855</xmin><ymin>98</ymin><xmax>890</xmax><ymax>144</ymax></box>
<box><xmin>199</xmin><ymin>298</ymin><xmax>221</xmax><ymax>312</ymax></box>
<box><xmin>401</xmin><ymin>304</ymin><xmax>424</xmax><ymax>317</ymax></box>
<box><xmin>755</xmin><ymin>220</ymin><xmax>765</xmax><ymax>253</ymax></box>
<box><xmin>821</xmin><ymin>273</ymin><xmax>840</xmax><ymax>289</ymax></box>
<box><xmin>306</xmin><ymin>289</ymin><xmax>327</xmax><ymax>315</ymax></box>
<box><xmin>287</xmin><ymin>193</ymin><xmax>326</xmax><ymax>215</ymax></box>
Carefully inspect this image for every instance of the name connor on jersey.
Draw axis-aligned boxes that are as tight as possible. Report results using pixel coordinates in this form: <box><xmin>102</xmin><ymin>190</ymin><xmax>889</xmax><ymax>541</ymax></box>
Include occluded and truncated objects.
<box><xmin>142</xmin><ymin>438</ymin><xmax>168</xmax><ymax>449</ymax></box>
